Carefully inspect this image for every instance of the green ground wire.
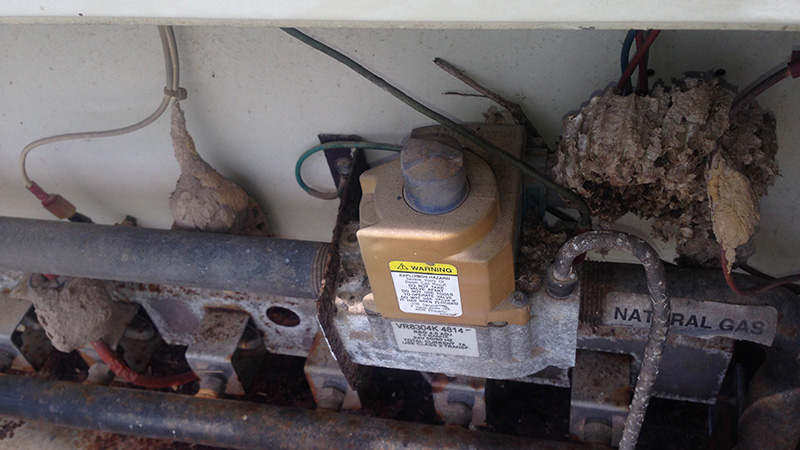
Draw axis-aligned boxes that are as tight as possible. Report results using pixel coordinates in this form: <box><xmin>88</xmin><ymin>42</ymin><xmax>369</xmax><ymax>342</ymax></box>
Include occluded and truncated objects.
<box><xmin>295</xmin><ymin>141</ymin><xmax>402</xmax><ymax>197</ymax></box>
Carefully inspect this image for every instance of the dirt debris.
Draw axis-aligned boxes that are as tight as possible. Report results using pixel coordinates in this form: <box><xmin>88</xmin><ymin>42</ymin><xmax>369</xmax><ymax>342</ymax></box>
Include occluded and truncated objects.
<box><xmin>169</xmin><ymin>101</ymin><xmax>272</xmax><ymax>236</ymax></box>
<box><xmin>13</xmin><ymin>276</ymin><xmax>114</xmax><ymax>353</ymax></box>
<box><xmin>552</xmin><ymin>76</ymin><xmax>778</xmax><ymax>266</ymax></box>
<box><xmin>516</xmin><ymin>216</ymin><xmax>570</xmax><ymax>294</ymax></box>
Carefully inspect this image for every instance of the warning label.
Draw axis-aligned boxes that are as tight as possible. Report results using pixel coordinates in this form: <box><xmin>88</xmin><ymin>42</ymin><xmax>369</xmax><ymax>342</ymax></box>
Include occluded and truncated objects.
<box><xmin>389</xmin><ymin>261</ymin><xmax>462</xmax><ymax>317</ymax></box>
<box><xmin>392</xmin><ymin>321</ymin><xmax>479</xmax><ymax>357</ymax></box>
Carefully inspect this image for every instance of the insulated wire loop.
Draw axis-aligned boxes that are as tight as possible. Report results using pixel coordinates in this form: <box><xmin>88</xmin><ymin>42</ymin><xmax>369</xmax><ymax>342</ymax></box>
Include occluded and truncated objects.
<box><xmin>282</xmin><ymin>27</ymin><xmax>592</xmax><ymax>230</ymax></box>
<box><xmin>295</xmin><ymin>141</ymin><xmax>402</xmax><ymax>199</ymax></box>
<box><xmin>19</xmin><ymin>25</ymin><xmax>182</xmax><ymax>187</ymax></box>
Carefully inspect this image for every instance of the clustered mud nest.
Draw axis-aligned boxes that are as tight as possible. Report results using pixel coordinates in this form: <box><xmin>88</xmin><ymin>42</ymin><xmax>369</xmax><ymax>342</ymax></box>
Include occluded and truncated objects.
<box><xmin>551</xmin><ymin>76</ymin><xmax>778</xmax><ymax>266</ymax></box>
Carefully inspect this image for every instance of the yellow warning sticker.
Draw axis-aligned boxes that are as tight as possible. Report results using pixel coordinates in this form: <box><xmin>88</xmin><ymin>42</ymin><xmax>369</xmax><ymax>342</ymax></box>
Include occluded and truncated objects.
<box><xmin>389</xmin><ymin>261</ymin><xmax>461</xmax><ymax>317</ymax></box>
<box><xmin>389</xmin><ymin>261</ymin><xmax>458</xmax><ymax>275</ymax></box>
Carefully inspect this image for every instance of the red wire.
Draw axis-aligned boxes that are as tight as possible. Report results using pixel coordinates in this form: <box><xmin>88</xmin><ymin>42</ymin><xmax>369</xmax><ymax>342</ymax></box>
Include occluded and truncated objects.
<box><xmin>719</xmin><ymin>245</ymin><xmax>800</xmax><ymax>296</ymax></box>
<box><xmin>618</xmin><ymin>30</ymin><xmax>661</xmax><ymax>91</ymax></box>
<box><xmin>92</xmin><ymin>340</ymin><xmax>199</xmax><ymax>388</ymax></box>
<box><xmin>635</xmin><ymin>31</ymin><xmax>649</xmax><ymax>94</ymax></box>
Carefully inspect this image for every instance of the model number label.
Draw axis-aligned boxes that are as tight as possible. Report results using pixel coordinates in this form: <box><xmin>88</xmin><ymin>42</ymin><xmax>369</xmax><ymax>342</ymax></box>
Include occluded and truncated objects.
<box><xmin>390</xmin><ymin>261</ymin><xmax>462</xmax><ymax>317</ymax></box>
<box><xmin>392</xmin><ymin>321</ymin><xmax>479</xmax><ymax>357</ymax></box>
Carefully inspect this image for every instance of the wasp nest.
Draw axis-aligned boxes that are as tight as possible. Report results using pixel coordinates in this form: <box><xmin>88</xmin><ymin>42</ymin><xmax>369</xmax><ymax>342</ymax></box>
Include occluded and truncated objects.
<box><xmin>551</xmin><ymin>77</ymin><xmax>778</xmax><ymax>266</ymax></box>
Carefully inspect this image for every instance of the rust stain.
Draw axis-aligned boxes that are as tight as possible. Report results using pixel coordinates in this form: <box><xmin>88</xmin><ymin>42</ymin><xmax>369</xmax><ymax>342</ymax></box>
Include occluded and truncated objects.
<box><xmin>430</xmin><ymin>373</ymin><xmax>455</xmax><ymax>394</ymax></box>
<box><xmin>604</xmin><ymin>385</ymin><xmax>633</xmax><ymax>407</ymax></box>
<box><xmin>0</xmin><ymin>419</ymin><xmax>24</xmax><ymax>440</ymax></box>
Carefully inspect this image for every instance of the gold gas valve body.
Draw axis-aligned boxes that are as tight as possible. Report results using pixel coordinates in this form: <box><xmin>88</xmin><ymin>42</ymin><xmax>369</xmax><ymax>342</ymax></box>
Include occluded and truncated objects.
<box><xmin>357</xmin><ymin>125</ymin><xmax>527</xmax><ymax>326</ymax></box>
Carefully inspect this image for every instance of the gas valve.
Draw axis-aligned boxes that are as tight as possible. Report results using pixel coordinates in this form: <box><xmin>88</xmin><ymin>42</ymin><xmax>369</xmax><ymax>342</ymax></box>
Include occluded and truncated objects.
<box><xmin>357</xmin><ymin>125</ymin><xmax>526</xmax><ymax>326</ymax></box>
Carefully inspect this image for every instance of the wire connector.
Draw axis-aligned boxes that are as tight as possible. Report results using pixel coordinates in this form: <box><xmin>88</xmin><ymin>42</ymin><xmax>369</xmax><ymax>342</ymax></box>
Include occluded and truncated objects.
<box><xmin>27</xmin><ymin>182</ymin><xmax>77</xmax><ymax>220</ymax></box>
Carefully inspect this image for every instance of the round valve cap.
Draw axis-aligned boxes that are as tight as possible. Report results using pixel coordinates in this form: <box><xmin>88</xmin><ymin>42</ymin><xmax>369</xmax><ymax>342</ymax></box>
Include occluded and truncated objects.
<box><xmin>401</xmin><ymin>138</ymin><xmax>469</xmax><ymax>215</ymax></box>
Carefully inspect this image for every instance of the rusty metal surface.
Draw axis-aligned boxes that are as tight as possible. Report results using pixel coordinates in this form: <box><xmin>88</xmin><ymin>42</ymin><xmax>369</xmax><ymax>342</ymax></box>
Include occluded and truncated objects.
<box><xmin>0</xmin><ymin>374</ymin><xmax>586</xmax><ymax>450</ymax></box>
<box><xmin>109</xmin><ymin>282</ymin><xmax>318</xmax><ymax>357</ymax></box>
<box><xmin>577</xmin><ymin>263</ymin><xmax>734</xmax><ymax>404</ymax></box>
<box><xmin>736</xmin><ymin>388</ymin><xmax>800</xmax><ymax>450</ymax></box>
<box><xmin>578</xmin><ymin>323</ymin><xmax>733</xmax><ymax>404</ymax></box>
<box><xmin>576</xmin><ymin>261</ymin><xmax>800</xmax><ymax>449</ymax></box>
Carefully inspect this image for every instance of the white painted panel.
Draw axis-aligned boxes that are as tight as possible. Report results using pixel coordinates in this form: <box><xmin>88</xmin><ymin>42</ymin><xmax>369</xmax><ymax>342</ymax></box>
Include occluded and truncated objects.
<box><xmin>1</xmin><ymin>26</ymin><xmax>799</xmax><ymax>276</ymax></box>
<box><xmin>0</xmin><ymin>1</ymin><xmax>799</xmax><ymax>30</ymax></box>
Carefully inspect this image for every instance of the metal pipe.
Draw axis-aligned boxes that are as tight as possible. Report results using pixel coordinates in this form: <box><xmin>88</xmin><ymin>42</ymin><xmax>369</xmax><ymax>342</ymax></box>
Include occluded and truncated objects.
<box><xmin>0</xmin><ymin>375</ymin><xmax>583</xmax><ymax>450</ymax></box>
<box><xmin>547</xmin><ymin>231</ymin><xmax>670</xmax><ymax>450</ymax></box>
<box><xmin>0</xmin><ymin>217</ymin><xmax>328</xmax><ymax>299</ymax></box>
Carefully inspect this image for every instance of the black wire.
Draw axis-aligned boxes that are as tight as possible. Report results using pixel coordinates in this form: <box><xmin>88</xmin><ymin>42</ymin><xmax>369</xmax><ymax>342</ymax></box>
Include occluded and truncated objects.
<box><xmin>281</xmin><ymin>28</ymin><xmax>592</xmax><ymax>230</ymax></box>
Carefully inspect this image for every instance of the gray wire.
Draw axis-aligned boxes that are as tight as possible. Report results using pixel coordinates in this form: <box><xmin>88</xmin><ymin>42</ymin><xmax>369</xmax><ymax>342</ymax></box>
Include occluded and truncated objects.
<box><xmin>548</xmin><ymin>231</ymin><xmax>670</xmax><ymax>450</ymax></box>
<box><xmin>19</xmin><ymin>25</ymin><xmax>181</xmax><ymax>187</ymax></box>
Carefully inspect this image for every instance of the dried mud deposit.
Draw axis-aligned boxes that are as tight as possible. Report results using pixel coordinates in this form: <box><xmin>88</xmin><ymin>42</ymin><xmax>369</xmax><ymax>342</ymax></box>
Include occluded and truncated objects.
<box><xmin>170</xmin><ymin>101</ymin><xmax>272</xmax><ymax>236</ymax></box>
<box><xmin>14</xmin><ymin>277</ymin><xmax>113</xmax><ymax>352</ymax></box>
<box><xmin>552</xmin><ymin>77</ymin><xmax>778</xmax><ymax>266</ymax></box>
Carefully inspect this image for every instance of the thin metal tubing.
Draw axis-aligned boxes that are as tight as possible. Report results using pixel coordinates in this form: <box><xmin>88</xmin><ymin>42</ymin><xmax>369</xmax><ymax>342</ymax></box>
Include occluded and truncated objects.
<box><xmin>549</xmin><ymin>231</ymin><xmax>670</xmax><ymax>450</ymax></box>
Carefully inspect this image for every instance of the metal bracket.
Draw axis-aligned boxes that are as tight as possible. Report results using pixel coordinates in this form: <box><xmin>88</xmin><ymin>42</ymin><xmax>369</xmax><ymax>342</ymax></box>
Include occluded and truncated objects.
<box><xmin>186</xmin><ymin>310</ymin><xmax>265</xmax><ymax>396</ymax></box>
<box><xmin>304</xmin><ymin>331</ymin><xmax>362</xmax><ymax>410</ymax></box>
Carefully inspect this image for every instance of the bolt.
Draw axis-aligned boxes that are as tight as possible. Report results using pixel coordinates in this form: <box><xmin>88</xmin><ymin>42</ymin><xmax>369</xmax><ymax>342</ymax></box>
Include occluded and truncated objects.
<box><xmin>85</xmin><ymin>362</ymin><xmax>114</xmax><ymax>385</ymax></box>
<box><xmin>123</xmin><ymin>315</ymin><xmax>156</xmax><ymax>341</ymax></box>
<box><xmin>583</xmin><ymin>420</ymin><xmax>612</xmax><ymax>444</ymax></box>
<box><xmin>510</xmin><ymin>290</ymin><xmax>529</xmax><ymax>307</ymax></box>
<box><xmin>196</xmin><ymin>373</ymin><xmax>227</xmax><ymax>399</ymax></box>
<box><xmin>335</xmin><ymin>158</ymin><xmax>353</xmax><ymax>177</ymax></box>
<box><xmin>444</xmin><ymin>401</ymin><xmax>472</xmax><ymax>428</ymax></box>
